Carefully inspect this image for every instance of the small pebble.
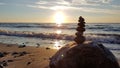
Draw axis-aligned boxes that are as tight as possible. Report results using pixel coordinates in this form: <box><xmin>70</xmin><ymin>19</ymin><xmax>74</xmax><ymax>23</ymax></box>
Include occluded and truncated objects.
<box><xmin>2</xmin><ymin>62</ymin><xmax>8</xmax><ymax>66</ymax></box>
<box><xmin>27</xmin><ymin>62</ymin><xmax>31</xmax><ymax>65</ymax></box>
<box><xmin>11</xmin><ymin>52</ymin><xmax>19</xmax><ymax>55</ymax></box>
<box><xmin>7</xmin><ymin>60</ymin><xmax>14</xmax><ymax>62</ymax></box>
<box><xmin>0</xmin><ymin>52</ymin><xmax>4</xmax><ymax>57</ymax></box>
<box><xmin>46</xmin><ymin>47</ymin><xmax>50</xmax><ymax>50</ymax></box>
<box><xmin>0</xmin><ymin>65</ymin><xmax>3</xmax><ymax>68</ymax></box>
<box><xmin>18</xmin><ymin>45</ymin><xmax>26</xmax><ymax>48</ymax></box>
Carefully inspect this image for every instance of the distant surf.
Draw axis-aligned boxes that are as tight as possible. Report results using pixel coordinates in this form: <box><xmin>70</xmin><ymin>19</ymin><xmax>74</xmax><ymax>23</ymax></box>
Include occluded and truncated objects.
<box><xmin>0</xmin><ymin>23</ymin><xmax>119</xmax><ymax>47</ymax></box>
<box><xmin>0</xmin><ymin>23</ymin><xmax>120</xmax><ymax>32</ymax></box>
<box><xmin>0</xmin><ymin>29</ymin><xmax>120</xmax><ymax>44</ymax></box>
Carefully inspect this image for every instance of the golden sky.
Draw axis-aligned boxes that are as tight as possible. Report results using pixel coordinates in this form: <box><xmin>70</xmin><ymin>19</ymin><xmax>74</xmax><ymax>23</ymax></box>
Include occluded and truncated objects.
<box><xmin>0</xmin><ymin>0</ymin><xmax>120</xmax><ymax>23</ymax></box>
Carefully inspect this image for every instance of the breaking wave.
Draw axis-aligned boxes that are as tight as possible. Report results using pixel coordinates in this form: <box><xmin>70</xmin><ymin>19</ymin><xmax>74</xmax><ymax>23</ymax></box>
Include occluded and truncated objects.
<box><xmin>0</xmin><ymin>23</ymin><xmax>120</xmax><ymax>32</ymax></box>
<box><xmin>0</xmin><ymin>29</ymin><xmax>120</xmax><ymax>44</ymax></box>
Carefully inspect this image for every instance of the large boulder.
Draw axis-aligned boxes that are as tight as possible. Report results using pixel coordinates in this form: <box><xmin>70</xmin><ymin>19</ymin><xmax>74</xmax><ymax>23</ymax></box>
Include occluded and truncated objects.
<box><xmin>49</xmin><ymin>42</ymin><xmax>119</xmax><ymax>68</ymax></box>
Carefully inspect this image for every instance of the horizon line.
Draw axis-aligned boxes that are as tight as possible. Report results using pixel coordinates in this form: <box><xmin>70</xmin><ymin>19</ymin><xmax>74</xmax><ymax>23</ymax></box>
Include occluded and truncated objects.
<box><xmin>0</xmin><ymin>22</ymin><xmax>120</xmax><ymax>24</ymax></box>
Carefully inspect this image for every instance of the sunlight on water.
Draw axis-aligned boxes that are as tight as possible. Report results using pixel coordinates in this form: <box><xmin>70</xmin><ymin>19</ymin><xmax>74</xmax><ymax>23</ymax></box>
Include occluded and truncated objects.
<box><xmin>54</xmin><ymin>41</ymin><xmax>60</xmax><ymax>49</ymax></box>
<box><xmin>56</xmin><ymin>30</ymin><xmax>62</xmax><ymax>34</ymax></box>
<box><xmin>53</xmin><ymin>40</ymin><xmax>64</xmax><ymax>50</ymax></box>
<box><xmin>57</xmin><ymin>24</ymin><xmax>62</xmax><ymax>27</ymax></box>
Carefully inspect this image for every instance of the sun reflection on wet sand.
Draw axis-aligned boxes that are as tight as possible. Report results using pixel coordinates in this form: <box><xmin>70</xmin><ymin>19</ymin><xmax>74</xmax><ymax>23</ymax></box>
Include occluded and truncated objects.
<box><xmin>53</xmin><ymin>11</ymin><xmax>65</xmax><ymax>50</ymax></box>
<box><xmin>54</xmin><ymin>41</ymin><xmax>59</xmax><ymax>49</ymax></box>
<box><xmin>56</xmin><ymin>30</ymin><xmax>62</xmax><ymax>34</ymax></box>
<box><xmin>54</xmin><ymin>40</ymin><xmax>63</xmax><ymax>50</ymax></box>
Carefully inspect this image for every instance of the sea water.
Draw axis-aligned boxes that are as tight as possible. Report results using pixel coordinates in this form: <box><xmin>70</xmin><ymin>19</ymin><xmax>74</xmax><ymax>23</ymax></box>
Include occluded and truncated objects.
<box><xmin>0</xmin><ymin>23</ymin><xmax>120</xmax><ymax>59</ymax></box>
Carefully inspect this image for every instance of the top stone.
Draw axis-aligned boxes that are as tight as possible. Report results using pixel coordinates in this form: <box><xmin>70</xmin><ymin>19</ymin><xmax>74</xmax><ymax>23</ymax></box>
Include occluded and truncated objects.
<box><xmin>78</xmin><ymin>16</ymin><xmax>85</xmax><ymax>22</ymax></box>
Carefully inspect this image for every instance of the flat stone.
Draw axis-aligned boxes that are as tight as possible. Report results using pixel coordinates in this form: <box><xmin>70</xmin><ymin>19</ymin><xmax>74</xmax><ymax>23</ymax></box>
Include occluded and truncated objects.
<box><xmin>79</xmin><ymin>16</ymin><xmax>85</xmax><ymax>22</ymax></box>
<box><xmin>75</xmin><ymin>32</ymin><xmax>83</xmax><ymax>36</ymax></box>
<box><xmin>78</xmin><ymin>23</ymin><xmax>85</xmax><ymax>27</ymax></box>
<box><xmin>76</xmin><ymin>27</ymin><xmax>85</xmax><ymax>32</ymax></box>
<box><xmin>74</xmin><ymin>36</ymin><xmax>85</xmax><ymax>44</ymax></box>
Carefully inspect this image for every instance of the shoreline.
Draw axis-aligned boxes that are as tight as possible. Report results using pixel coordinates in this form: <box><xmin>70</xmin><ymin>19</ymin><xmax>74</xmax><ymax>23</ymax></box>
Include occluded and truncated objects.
<box><xmin>0</xmin><ymin>43</ymin><xmax>57</xmax><ymax>68</ymax></box>
<box><xmin>0</xmin><ymin>43</ymin><xmax>120</xmax><ymax>68</ymax></box>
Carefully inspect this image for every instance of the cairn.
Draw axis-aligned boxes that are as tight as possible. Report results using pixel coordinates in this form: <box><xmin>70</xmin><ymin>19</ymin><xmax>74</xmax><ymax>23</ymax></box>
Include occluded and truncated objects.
<box><xmin>50</xmin><ymin>16</ymin><xmax>120</xmax><ymax>68</ymax></box>
<box><xmin>74</xmin><ymin>16</ymin><xmax>86</xmax><ymax>44</ymax></box>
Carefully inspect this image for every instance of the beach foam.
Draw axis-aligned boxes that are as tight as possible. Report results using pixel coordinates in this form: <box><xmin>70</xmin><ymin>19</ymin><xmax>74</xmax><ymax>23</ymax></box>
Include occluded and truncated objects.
<box><xmin>0</xmin><ymin>29</ymin><xmax>120</xmax><ymax>44</ymax></box>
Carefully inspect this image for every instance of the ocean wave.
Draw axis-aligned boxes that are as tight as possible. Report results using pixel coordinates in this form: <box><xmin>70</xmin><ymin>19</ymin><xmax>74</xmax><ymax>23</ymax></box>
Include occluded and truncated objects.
<box><xmin>104</xmin><ymin>27</ymin><xmax>120</xmax><ymax>32</ymax></box>
<box><xmin>86</xmin><ymin>27</ymin><xmax>105</xmax><ymax>29</ymax></box>
<box><xmin>0</xmin><ymin>23</ymin><xmax>73</xmax><ymax>29</ymax></box>
<box><xmin>0</xmin><ymin>23</ymin><xmax>120</xmax><ymax>32</ymax></box>
<box><xmin>0</xmin><ymin>29</ymin><xmax>120</xmax><ymax>44</ymax></box>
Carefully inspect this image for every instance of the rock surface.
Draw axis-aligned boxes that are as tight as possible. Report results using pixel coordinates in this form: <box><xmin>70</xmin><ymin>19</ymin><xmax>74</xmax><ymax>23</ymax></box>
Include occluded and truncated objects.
<box><xmin>49</xmin><ymin>42</ymin><xmax>120</xmax><ymax>68</ymax></box>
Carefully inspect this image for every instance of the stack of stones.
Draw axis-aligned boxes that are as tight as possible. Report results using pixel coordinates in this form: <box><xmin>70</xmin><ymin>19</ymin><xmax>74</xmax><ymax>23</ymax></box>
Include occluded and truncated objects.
<box><xmin>49</xmin><ymin>16</ymin><xmax>120</xmax><ymax>68</ymax></box>
<box><xmin>74</xmin><ymin>16</ymin><xmax>86</xmax><ymax>44</ymax></box>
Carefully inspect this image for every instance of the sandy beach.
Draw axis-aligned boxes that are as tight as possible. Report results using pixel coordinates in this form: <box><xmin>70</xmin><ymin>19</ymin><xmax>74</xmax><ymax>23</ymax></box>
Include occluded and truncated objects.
<box><xmin>0</xmin><ymin>43</ymin><xmax>57</xmax><ymax>68</ymax></box>
<box><xmin>0</xmin><ymin>43</ymin><xmax>120</xmax><ymax>68</ymax></box>
<box><xmin>0</xmin><ymin>0</ymin><xmax>120</xmax><ymax>67</ymax></box>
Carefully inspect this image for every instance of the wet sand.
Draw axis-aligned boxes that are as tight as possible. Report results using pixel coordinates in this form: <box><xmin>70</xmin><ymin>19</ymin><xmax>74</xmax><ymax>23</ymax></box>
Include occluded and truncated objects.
<box><xmin>0</xmin><ymin>43</ymin><xmax>119</xmax><ymax>68</ymax></box>
<box><xmin>0</xmin><ymin>43</ymin><xmax>57</xmax><ymax>68</ymax></box>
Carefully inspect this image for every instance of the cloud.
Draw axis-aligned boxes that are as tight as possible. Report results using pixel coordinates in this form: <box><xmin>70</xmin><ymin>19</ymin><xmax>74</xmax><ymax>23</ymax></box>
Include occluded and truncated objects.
<box><xmin>27</xmin><ymin>5</ymin><xmax>47</xmax><ymax>9</ymax></box>
<box><xmin>80</xmin><ymin>7</ymin><xmax>120</xmax><ymax>14</ymax></box>
<box><xmin>35</xmin><ymin>0</ymin><xmax>70</xmax><ymax>6</ymax></box>
<box><xmin>35</xmin><ymin>1</ymin><xmax>48</xmax><ymax>5</ymax></box>
<box><xmin>65</xmin><ymin>0</ymin><xmax>112</xmax><ymax>5</ymax></box>
<box><xmin>27</xmin><ymin>0</ymin><xmax>119</xmax><ymax>14</ymax></box>
<box><xmin>111</xmin><ymin>5</ymin><xmax>120</xmax><ymax>8</ymax></box>
<box><xmin>102</xmin><ymin>0</ymin><xmax>112</xmax><ymax>3</ymax></box>
<box><xmin>27</xmin><ymin>0</ymin><xmax>71</xmax><ymax>10</ymax></box>
<box><xmin>32</xmin><ymin>0</ymin><xmax>113</xmax><ymax>7</ymax></box>
<box><xmin>0</xmin><ymin>2</ymin><xmax>5</xmax><ymax>5</ymax></box>
<box><xmin>27</xmin><ymin>5</ymin><xmax>120</xmax><ymax>14</ymax></box>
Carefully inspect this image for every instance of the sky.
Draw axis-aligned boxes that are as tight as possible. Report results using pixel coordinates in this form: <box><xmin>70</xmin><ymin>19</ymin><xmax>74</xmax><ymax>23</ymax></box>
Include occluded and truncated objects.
<box><xmin>0</xmin><ymin>0</ymin><xmax>120</xmax><ymax>23</ymax></box>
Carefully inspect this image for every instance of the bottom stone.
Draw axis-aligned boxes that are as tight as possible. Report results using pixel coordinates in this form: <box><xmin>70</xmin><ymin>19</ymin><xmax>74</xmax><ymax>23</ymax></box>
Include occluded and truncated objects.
<box><xmin>74</xmin><ymin>36</ymin><xmax>85</xmax><ymax>44</ymax></box>
<box><xmin>49</xmin><ymin>42</ymin><xmax>119</xmax><ymax>68</ymax></box>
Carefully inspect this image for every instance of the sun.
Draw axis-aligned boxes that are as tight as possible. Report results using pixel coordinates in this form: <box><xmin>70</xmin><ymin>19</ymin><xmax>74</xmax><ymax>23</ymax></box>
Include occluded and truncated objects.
<box><xmin>54</xmin><ymin>11</ymin><xmax>65</xmax><ymax>25</ymax></box>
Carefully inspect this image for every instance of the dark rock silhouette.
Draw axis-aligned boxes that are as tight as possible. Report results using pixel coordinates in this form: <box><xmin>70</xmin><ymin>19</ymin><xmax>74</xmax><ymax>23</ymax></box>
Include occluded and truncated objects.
<box><xmin>49</xmin><ymin>42</ymin><xmax>119</xmax><ymax>68</ymax></box>
<box><xmin>0</xmin><ymin>52</ymin><xmax>8</xmax><ymax>58</ymax></box>
<box><xmin>11</xmin><ymin>52</ymin><xmax>19</xmax><ymax>55</ymax></box>
<box><xmin>2</xmin><ymin>61</ymin><xmax>8</xmax><ymax>67</ymax></box>
<box><xmin>19</xmin><ymin>51</ymin><xmax>28</xmax><ymax>56</ymax></box>
<box><xmin>27</xmin><ymin>62</ymin><xmax>31</xmax><ymax>65</ymax></box>
<box><xmin>46</xmin><ymin>47</ymin><xmax>50</xmax><ymax>50</ymax></box>
<box><xmin>7</xmin><ymin>60</ymin><xmax>14</xmax><ymax>62</ymax></box>
<box><xmin>0</xmin><ymin>52</ymin><xmax>4</xmax><ymax>58</ymax></box>
<box><xmin>18</xmin><ymin>45</ymin><xmax>26</xmax><ymax>48</ymax></box>
<box><xmin>0</xmin><ymin>65</ymin><xmax>3</xmax><ymax>68</ymax></box>
<box><xmin>18</xmin><ymin>43</ymin><xmax>26</xmax><ymax>48</ymax></box>
<box><xmin>49</xmin><ymin>16</ymin><xmax>120</xmax><ymax>68</ymax></box>
<box><xmin>74</xmin><ymin>16</ymin><xmax>86</xmax><ymax>44</ymax></box>
<box><xmin>11</xmin><ymin>51</ymin><xmax>28</xmax><ymax>57</ymax></box>
<box><xmin>36</xmin><ymin>43</ymin><xmax>40</xmax><ymax>48</ymax></box>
